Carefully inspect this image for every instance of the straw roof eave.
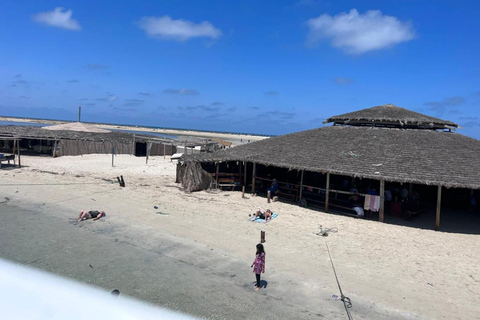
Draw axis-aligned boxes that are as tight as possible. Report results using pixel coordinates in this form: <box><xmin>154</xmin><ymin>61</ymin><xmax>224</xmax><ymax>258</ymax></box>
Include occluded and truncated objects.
<box><xmin>182</xmin><ymin>125</ymin><xmax>480</xmax><ymax>190</ymax></box>
<box><xmin>325</xmin><ymin>104</ymin><xmax>459</xmax><ymax>128</ymax></box>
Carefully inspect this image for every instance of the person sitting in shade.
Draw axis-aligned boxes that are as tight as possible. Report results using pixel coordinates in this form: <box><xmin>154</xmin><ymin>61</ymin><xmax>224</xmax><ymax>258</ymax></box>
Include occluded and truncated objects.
<box><xmin>77</xmin><ymin>210</ymin><xmax>106</xmax><ymax>221</ymax></box>
<box><xmin>267</xmin><ymin>179</ymin><xmax>279</xmax><ymax>203</ymax></box>
<box><xmin>400</xmin><ymin>187</ymin><xmax>409</xmax><ymax>201</ymax></box>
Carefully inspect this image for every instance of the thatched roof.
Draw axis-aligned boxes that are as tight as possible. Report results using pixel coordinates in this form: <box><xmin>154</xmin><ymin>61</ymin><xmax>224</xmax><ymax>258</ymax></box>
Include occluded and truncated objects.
<box><xmin>325</xmin><ymin>104</ymin><xmax>458</xmax><ymax>130</ymax></box>
<box><xmin>0</xmin><ymin>125</ymin><xmax>216</xmax><ymax>146</ymax></box>
<box><xmin>0</xmin><ymin>125</ymin><xmax>141</xmax><ymax>142</ymax></box>
<box><xmin>212</xmin><ymin>138</ymin><xmax>232</xmax><ymax>147</ymax></box>
<box><xmin>43</xmin><ymin>122</ymin><xmax>111</xmax><ymax>133</ymax></box>
<box><xmin>184</xmin><ymin>125</ymin><xmax>480</xmax><ymax>189</ymax></box>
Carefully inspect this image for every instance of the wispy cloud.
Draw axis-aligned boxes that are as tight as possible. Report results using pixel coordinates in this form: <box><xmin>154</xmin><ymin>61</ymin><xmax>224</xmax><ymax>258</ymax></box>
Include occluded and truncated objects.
<box><xmin>306</xmin><ymin>9</ymin><xmax>415</xmax><ymax>54</ymax></box>
<box><xmin>163</xmin><ymin>88</ymin><xmax>199</xmax><ymax>95</ymax></box>
<box><xmin>258</xmin><ymin>110</ymin><xmax>296</xmax><ymax>119</ymax></box>
<box><xmin>9</xmin><ymin>75</ymin><xmax>30</xmax><ymax>87</ymax></box>
<box><xmin>86</xmin><ymin>64</ymin><xmax>109</xmax><ymax>70</ymax></box>
<box><xmin>424</xmin><ymin>96</ymin><xmax>465</xmax><ymax>114</ymax></box>
<box><xmin>249</xmin><ymin>106</ymin><xmax>260</xmax><ymax>110</ymax></box>
<box><xmin>211</xmin><ymin>101</ymin><xmax>225</xmax><ymax>106</ymax></box>
<box><xmin>32</xmin><ymin>7</ymin><xmax>81</xmax><ymax>31</ymax></box>
<box><xmin>177</xmin><ymin>105</ymin><xmax>219</xmax><ymax>112</ymax></box>
<box><xmin>96</xmin><ymin>94</ymin><xmax>118</xmax><ymax>102</ymax></box>
<box><xmin>138</xmin><ymin>92</ymin><xmax>151</xmax><ymax>96</ymax></box>
<box><xmin>334</xmin><ymin>77</ymin><xmax>355</xmax><ymax>85</ymax></box>
<box><xmin>123</xmin><ymin>99</ymin><xmax>145</xmax><ymax>107</ymax></box>
<box><xmin>137</xmin><ymin>16</ymin><xmax>222</xmax><ymax>41</ymax></box>
<box><xmin>462</xmin><ymin>121</ymin><xmax>480</xmax><ymax>128</ymax></box>
<box><xmin>67</xmin><ymin>79</ymin><xmax>79</xmax><ymax>83</ymax></box>
<box><xmin>264</xmin><ymin>91</ymin><xmax>279</xmax><ymax>96</ymax></box>
<box><xmin>227</xmin><ymin>107</ymin><xmax>237</xmax><ymax>112</ymax></box>
<box><xmin>114</xmin><ymin>107</ymin><xmax>138</xmax><ymax>112</ymax></box>
<box><xmin>18</xmin><ymin>95</ymin><xmax>30</xmax><ymax>99</ymax></box>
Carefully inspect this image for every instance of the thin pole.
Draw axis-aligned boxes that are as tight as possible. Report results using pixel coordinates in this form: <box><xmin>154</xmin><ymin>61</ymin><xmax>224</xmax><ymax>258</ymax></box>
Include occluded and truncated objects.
<box><xmin>299</xmin><ymin>170</ymin><xmax>304</xmax><ymax>201</ymax></box>
<box><xmin>112</xmin><ymin>147</ymin><xmax>114</xmax><ymax>167</ymax></box>
<box><xmin>251</xmin><ymin>162</ymin><xmax>256</xmax><ymax>194</ymax></box>
<box><xmin>12</xmin><ymin>140</ymin><xmax>16</xmax><ymax>165</ymax></box>
<box><xmin>379</xmin><ymin>179</ymin><xmax>385</xmax><ymax>222</ymax></box>
<box><xmin>17</xmin><ymin>140</ymin><xmax>21</xmax><ymax>168</ymax></box>
<box><xmin>78</xmin><ymin>106</ymin><xmax>81</xmax><ymax>122</ymax></box>
<box><xmin>146</xmin><ymin>142</ymin><xmax>151</xmax><ymax>164</ymax></box>
<box><xmin>325</xmin><ymin>172</ymin><xmax>330</xmax><ymax>212</ymax></box>
<box><xmin>132</xmin><ymin>134</ymin><xmax>136</xmax><ymax>156</ymax></box>
<box><xmin>435</xmin><ymin>185</ymin><xmax>442</xmax><ymax>230</ymax></box>
<box><xmin>242</xmin><ymin>161</ymin><xmax>247</xmax><ymax>198</ymax></box>
<box><xmin>215</xmin><ymin>162</ymin><xmax>219</xmax><ymax>189</ymax></box>
<box><xmin>163</xmin><ymin>143</ymin><xmax>166</xmax><ymax>159</ymax></box>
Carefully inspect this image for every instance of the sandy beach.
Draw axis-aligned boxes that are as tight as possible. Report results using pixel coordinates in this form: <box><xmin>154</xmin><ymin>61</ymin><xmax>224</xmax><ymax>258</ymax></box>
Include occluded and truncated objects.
<box><xmin>1</xmin><ymin>154</ymin><xmax>479</xmax><ymax>319</ymax></box>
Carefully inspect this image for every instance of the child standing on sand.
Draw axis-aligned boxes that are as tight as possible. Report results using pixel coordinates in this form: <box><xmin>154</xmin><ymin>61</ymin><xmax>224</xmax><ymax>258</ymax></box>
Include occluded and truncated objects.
<box><xmin>251</xmin><ymin>243</ymin><xmax>265</xmax><ymax>291</ymax></box>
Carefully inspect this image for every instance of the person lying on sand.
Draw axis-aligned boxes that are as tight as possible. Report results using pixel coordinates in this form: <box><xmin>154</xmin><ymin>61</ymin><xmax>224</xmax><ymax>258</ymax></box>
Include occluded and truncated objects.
<box><xmin>252</xmin><ymin>209</ymin><xmax>272</xmax><ymax>223</ymax></box>
<box><xmin>78</xmin><ymin>210</ymin><xmax>106</xmax><ymax>222</ymax></box>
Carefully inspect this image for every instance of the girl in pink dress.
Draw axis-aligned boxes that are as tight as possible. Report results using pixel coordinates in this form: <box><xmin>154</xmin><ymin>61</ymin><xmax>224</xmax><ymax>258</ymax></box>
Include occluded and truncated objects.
<box><xmin>251</xmin><ymin>243</ymin><xmax>265</xmax><ymax>291</ymax></box>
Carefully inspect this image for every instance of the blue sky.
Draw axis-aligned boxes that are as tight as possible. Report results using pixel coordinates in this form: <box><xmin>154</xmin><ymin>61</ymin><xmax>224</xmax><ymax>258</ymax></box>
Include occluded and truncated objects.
<box><xmin>1</xmin><ymin>0</ymin><xmax>479</xmax><ymax>138</ymax></box>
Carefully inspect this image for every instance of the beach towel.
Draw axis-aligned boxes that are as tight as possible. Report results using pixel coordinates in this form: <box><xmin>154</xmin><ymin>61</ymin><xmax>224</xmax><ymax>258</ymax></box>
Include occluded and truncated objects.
<box><xmin>364</xmin><ymin>195</ymin><xmax>371</xmax><ymax>211</ymax></box>
<box><xmin>370</xmin><ymin>196</ymin><xmax>380</xmax><ymax>212</ymax></box>
<box><xmin>250</xmin><ymin>213</ymin><xmax>278</xmax><ymax>223</ymax></box>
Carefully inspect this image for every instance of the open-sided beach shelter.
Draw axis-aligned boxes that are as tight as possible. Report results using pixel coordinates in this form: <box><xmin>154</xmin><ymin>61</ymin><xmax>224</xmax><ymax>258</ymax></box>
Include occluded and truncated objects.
<box><xmin>181</xmin><ymin>104</ymin><xmax>480</xmax><ymax>230</ymax></box>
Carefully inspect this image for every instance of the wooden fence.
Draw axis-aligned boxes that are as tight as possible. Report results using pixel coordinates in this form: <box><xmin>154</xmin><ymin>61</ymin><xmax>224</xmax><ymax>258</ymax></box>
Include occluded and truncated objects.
<box><xmin>59</xmin><ymin>139</ymin><xmax>133</xmax><ymax>156</ymax></box>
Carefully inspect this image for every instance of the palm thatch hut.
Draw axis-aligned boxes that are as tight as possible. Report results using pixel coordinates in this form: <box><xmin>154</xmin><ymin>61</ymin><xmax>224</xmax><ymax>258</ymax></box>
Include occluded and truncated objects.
<box><xmin>0</xmin><ymin>125</ymin><xmax>176</xmax><ymax>157</ymax></box>
<box><xmin>181</xmin><ymin>104</ymin><xmax>480</xmax><ymax>230</ymax></box>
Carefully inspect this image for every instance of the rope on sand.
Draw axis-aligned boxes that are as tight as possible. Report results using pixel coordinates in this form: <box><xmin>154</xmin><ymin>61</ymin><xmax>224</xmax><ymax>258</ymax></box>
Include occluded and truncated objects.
<box><xmin>0</xmin><ymin>182</ymin><xmax>114</xmax><ymax>186</ymax></box>
<box><xmin>316</xmin><ymin>225</ymin><xmax>354</xmax><ymax>320</ymax></box>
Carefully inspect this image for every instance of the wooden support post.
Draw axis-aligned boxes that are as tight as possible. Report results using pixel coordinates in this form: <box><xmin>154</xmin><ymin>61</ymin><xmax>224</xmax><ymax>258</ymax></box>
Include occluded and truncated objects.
<box><xmin>52</xmin><ymin>140</ymin><xmax>56</xmax><ymax>157</ymax></box>
<box><xmin>379</xmin><ymin>179</ymin><xmax>385</xmax><ymax>222</ymax></box>
<box><xmin>435</xmin><ymin>185</ymin><xmax>442</xmax><ymax>230</ymax></box>
<box><xmin>163</xmin><ymin>143</ymin><xmax>166</xmax><ymax>159</ymax></box>
<box><xmin>299</xmin><ymin>170</ymin><xmax>304</xmax><ymax>201</ymax></box>
<box><xmin>242</xmin><ymin>161</ymin><xmax>247</xmax><ymax>198</ymax></box>
<box><xmin>251</xmin><ymin>163</ymin><xmax>256</xmax><ymax>194</ymax></box>
<box><xmin>132</xmin><ymin>135</ymin><xmax>136</xmax><ymax>156</ymax></box>
<box><xmin>215</xmin><ymin>162</ymin><xmax>219</xmax><ymax>189</ymax></box>
<box><xmin>325</xmin><ymin>172</ymin><xmax>330</xmax><ymax>212</ymax></box>
<box><xmin>12</xmin><ymin>140</ymin><xmax>16</xmax><ymax>165</ymax></box>
<box><xmin>146</xmin><ymin>142</ymin><xmax>151</xmax><ymax>164</ymax></box>
<box><xmin>17</xmin><ymin>140</ymin><xmax>21</xmax><ymax>168</ymax></box>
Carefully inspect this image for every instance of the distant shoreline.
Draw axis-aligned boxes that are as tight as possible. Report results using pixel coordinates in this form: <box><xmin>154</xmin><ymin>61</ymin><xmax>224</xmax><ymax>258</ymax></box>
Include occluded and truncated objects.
<box><xmin>0</xmin><ymin>116</ymin><xmax>270</xmax><ymax>146</ymax></box>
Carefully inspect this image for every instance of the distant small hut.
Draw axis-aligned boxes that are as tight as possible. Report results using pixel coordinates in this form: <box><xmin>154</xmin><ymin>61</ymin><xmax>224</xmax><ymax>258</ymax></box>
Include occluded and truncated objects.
<box><xmin>0</xmin><ymin>123</ymin><xmax>175</xmax><ymax>157</ymax></box>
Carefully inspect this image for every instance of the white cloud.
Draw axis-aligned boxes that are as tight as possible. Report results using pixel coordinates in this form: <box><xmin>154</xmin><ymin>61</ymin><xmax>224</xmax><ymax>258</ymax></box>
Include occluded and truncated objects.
<box><xmin>137</xmin><ymin>16</ymin><xmax>222</xmax><ymax>41</ymax></box>
<box><xmin>33</xmin><ymin>7</ymin><xmax>81</xmax><ymax>31</ymax></box>
<box><xmin>306</xmin><ymin>9</ymin><xmax>414</xmax><ymax>54</ymax></box>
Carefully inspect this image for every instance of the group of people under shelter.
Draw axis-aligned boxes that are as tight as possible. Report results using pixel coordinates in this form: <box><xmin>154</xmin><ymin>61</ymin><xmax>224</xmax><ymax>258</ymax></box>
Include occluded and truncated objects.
<box><xmin>347</xmin><ymin>183</ymin><xmax>423</xmax><ymax>218</ymax></box>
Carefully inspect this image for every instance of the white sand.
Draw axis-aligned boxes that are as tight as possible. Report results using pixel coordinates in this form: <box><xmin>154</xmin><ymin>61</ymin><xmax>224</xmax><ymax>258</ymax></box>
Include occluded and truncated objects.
<box><xmin>1</xmin><ymin>154</ymin><xmax>479</xmax><ymax>320</ymax></box>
